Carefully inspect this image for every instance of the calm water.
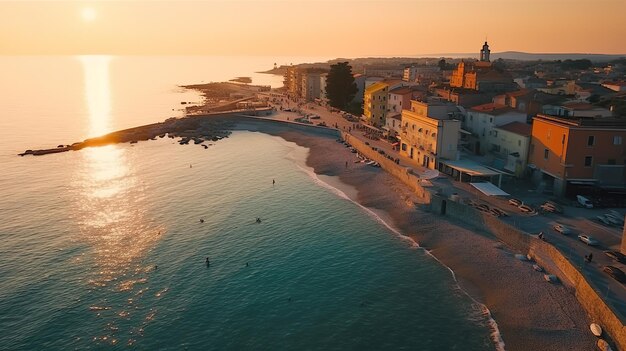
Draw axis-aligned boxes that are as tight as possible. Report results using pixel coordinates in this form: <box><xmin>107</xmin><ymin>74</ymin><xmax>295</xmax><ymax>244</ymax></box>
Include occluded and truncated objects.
<box><xmin>0</xmin><ymin>56</ymin><xmax>493</xmax><ymax>350</ymax></box>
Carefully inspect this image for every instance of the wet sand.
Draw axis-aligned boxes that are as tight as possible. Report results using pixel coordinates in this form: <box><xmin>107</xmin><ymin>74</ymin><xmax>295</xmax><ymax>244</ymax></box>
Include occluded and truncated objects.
<box><xmin>243</xmin><ymin>121</ymin><xmax>596</xmax><ymax>351</ymax></box>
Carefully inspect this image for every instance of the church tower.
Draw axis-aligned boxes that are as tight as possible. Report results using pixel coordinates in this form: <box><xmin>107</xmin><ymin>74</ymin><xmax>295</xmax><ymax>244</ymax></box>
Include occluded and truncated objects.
<box><xmin>480</xmin><ymin>41</ymin><xmax>490</xmax><ymax>62</ymax></box>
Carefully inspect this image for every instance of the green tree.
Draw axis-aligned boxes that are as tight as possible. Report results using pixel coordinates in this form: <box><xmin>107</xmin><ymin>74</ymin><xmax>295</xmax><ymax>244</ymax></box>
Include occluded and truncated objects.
<box><xmin>325</xmin><ymin>62</ymin><xmax>357</xmax><ymax>109</ymax></box>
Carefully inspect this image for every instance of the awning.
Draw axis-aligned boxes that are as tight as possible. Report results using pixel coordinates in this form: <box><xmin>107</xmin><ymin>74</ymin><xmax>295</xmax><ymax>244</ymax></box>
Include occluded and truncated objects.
<box><xmin>441</xmin><ymin>159</ymin><xmax>502</xmax><ymax>177</ymax></box>
<box><xmin>470</xmin><ymin>182</ymin><xmax>509</xmax><ymax>196</ymax></box>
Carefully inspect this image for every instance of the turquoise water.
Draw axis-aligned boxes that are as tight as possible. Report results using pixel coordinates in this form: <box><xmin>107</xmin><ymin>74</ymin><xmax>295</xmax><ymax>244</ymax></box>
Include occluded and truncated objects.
<box><xmin>0</xmin><ymin>57</ymin><xmax>493</xmax><ymax>350</ymax></box>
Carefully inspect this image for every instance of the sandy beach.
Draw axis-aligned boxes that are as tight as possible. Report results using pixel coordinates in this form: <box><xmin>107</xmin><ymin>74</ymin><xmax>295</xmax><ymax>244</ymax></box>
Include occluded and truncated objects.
<box><xmin>233</xmin><ymin>117</ymin><xmax>597</xmax><ymax>351</ymax></box>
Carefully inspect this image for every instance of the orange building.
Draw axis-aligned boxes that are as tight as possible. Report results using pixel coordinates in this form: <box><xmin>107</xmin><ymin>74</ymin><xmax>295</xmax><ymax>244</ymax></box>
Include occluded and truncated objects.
<box><xmin>528</xmin><ymin>114</ymin><xmax>626</xmax><ymax>197</ymax></box>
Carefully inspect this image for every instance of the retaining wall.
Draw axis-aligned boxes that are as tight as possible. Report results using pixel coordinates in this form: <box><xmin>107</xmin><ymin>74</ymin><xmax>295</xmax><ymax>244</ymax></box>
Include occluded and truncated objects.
<box><xmin>341</xmin><ymin>132</ymin><xmax>431</xmax><ymax>202</ymax></box>
<box><xmin>431</xmin><ymin>194</ymin><xmax>625</xmax><ymax>350</ymax></box>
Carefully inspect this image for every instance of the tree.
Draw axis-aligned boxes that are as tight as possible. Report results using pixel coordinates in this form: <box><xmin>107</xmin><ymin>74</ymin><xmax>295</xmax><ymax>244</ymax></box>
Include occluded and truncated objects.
<box><xmin>325</xmin><ymin>62</ymin><xmax>357</xmax><ymax>109</ymax></box>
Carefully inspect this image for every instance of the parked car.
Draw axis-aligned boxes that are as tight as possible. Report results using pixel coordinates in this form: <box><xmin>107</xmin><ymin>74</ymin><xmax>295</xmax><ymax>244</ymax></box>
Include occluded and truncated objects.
<box><xmin>508</xmin><ymin>198</ymin><xmax>522</xmax><ymax>206</ymax></box>
<box><xmin>540</xmin><ymin>202</ymin><xmax>563</xmax><ymax>213</ymax></box>
<box><xmin>577</xmin><ymin>195</ymin><xmax>593</xmax><ymax>209</ymax></box>
<box><xmin>604</xmin><ymin>251</ymin><xmax>626</xmax><ymax>263</ymax></box>
<box><xmin>602</xmin><ymin>266</ymin><xmax>626</xmax><ymax>284</ymax></box>
<box><xmin>577</xmin><ymin>234</ymin><xmax>599</xmax><ymax>246</ymax></box>
<box><xmin>552</xmin><ymin>223</ymin><xmax>571</xmax><ymax>235</ymax></box>
<box><xmin>518</xmin><ymin>204</ymin><xmax>535</xmax><ymax>213</ymax></box>
<box><xmin>476</xmin><ymin>204</ymin><xmax>490</xmax><ymax>212</ymax></box>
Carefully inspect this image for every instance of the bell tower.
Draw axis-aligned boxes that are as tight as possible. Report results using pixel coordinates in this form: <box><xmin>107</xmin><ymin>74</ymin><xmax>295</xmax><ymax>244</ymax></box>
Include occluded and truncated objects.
<box><xmin>480</xmin><ymin>41</ymin><xmax>490</xmax><ymax>62</ymax></box>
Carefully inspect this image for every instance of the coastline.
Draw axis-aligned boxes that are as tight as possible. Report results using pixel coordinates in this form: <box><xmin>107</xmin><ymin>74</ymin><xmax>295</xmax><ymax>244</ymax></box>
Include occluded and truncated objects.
<box><xmin>235</xmin><ymin>118</ymin><xmax>597</xmax><ymax>351</ymax></box>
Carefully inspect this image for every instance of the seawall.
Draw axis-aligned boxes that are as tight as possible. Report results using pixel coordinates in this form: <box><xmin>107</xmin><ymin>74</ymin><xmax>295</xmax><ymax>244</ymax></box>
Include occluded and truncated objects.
<box><xmin>341</xmin><ymin>132</ymin><xmax>432</xmax><ymax>202</ymax></box>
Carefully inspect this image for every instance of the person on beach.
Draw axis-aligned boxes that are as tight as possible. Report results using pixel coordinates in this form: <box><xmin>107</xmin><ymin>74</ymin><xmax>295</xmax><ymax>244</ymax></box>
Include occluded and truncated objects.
<box><xmin>345</xmin><ymin>161</ymin><xmax>348</xmax><ymax>169</ymax></box>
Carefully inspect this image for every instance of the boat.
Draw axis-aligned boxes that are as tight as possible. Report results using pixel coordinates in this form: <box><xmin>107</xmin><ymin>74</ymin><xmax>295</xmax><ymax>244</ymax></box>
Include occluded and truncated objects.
<box><xmin>596</xmin><ymin>339</ymin><xmax>613</xmax><ymax>351</ymax></box>
<box><xmin>532</xmin><ymin>264</ymin><xmax>543</xmax><ymax>272</ymax></box>
<box><xmin>590</xmin><ymin>323</ymin><xmax>603</xmax><ymax>337</ymax></box>
<box><xmin>514</xmin><ymin>254</ymin><xmax>527</xmax><ymax>261</ymax></box>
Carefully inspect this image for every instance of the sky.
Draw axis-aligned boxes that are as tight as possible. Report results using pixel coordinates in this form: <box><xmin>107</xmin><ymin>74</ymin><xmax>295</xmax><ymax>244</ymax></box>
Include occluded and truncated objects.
<box><xmin>1</xmin><ymin>0</ymin><xmax>625</xmax><ymax>56</ymax></box>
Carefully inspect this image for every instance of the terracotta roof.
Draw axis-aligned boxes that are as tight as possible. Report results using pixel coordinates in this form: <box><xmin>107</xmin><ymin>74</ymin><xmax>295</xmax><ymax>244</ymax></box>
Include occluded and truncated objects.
<box><xmin>495</xmin><ymin>122</ymin><xmax>531</xmax><ymax>136</ymax></box>
<box><xmin>470</xmin><ymin>103</ymin><xmax>514</xmax><ymax>115</ymax></box>
<box><xmin>389</xmin><ymin>86</ymin><xmax>413</xmax><ymax>95</ymax></box>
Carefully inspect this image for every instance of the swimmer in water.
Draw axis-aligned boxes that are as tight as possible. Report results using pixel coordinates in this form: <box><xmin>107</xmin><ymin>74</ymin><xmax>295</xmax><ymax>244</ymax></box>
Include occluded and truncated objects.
<box><xmin>256</xmin><ymin>217</ymin><xmax>261</xmax><ymax>223</ymax></box>
<box><xmin>205</xmin><ymin>257</ymin><xmax>210</xmax><ymax>266</ymax></box>
<box><xmin>200</xmin><ymin>218</ymin><xmax>204</xmax><ymax>223</ymax></box>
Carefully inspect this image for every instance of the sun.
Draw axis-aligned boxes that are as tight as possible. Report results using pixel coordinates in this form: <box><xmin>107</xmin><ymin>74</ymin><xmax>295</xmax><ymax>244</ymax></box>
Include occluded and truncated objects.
<box><xmin>81</xmin><ymin>7</ymin><xmax>97</xmax><ymax>22</ymax></box>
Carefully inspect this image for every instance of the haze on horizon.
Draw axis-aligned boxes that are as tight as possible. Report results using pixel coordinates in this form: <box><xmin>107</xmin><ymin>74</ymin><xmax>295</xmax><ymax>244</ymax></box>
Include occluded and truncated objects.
<box><xmin>1</xmin><ymin>0</ymin><xmax>625</xmax><ymax>57</ymax></box>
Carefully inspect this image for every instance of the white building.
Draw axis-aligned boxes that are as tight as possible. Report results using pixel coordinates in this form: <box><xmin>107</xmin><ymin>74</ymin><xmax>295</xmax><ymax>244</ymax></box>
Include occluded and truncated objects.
<box><xmin>488</xmin><ymin>122</ymin><xmax>531</xmax><ymax>176</ymax></box>
<box><xmin>465</xmin><ymin>102</ymin><xmax>527</xmax><ymax>155</ymax></box>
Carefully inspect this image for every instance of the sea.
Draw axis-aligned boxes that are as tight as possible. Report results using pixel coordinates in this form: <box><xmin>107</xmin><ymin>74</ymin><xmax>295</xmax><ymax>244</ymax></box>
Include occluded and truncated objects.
<box><xmin>0</xmin><ymin>56</ymin><xmax>495</xmax><ymax>350</ymax></box>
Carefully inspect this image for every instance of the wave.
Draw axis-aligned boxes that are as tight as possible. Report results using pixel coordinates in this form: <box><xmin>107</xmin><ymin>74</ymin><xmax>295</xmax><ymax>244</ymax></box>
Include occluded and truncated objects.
<box><xmin>286</xmin><ymin>143</ymin><xmax>506</xmax><ymax>351</ymax></box>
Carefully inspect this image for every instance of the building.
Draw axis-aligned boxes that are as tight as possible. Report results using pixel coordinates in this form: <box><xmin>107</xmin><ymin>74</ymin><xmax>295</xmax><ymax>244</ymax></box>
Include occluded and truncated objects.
<box><xmin>363</xmin><ymin>80</ymin><xmax>406</xmax><ymax>127</ymax></box>
<box><xmin>449</xmin><ymin>42</ymin><xmax>515</xmax><ymax>93</ymax></box>
<box><xmin>301</xmin><ymin>72</ymin><xmax>322</xmax><ymax>101</ymax></box>
<box><xmin>488</xmin><ymin>122</ymin><xmax>532</xmax><ymax>176</ymax></box>
<box><xmin>387</xmin><ymin>86</ymin><xmax>414</xmax><ymax>114</ymax></box>
<box><xmin>284</xmin><ymin>66</ymin><xmax>303</xmax><ymax>98</ymax></box>
<box><xmin>528</xmin><ymin>114</ymin><xmax>626</xmax><ymax>196</ymax></box>
<box><xmin>399</xmin><ymin>100</ymin><xmax>461</xmax><ymax>169</ymax></box>
<box><xmin>403</xmin><ymin>66</ymin><xmax>441</xmax><ymax>83</ymax></box>
<box><xmin>465</xmin><ymin>103</ymin><xmax>527</xmax><ymax>154</ymax></box>
<box><xmin>363</xmin><ymin>82</ymin><xmax>389</xmax><ymax>127</ymax></box>
<box><xmin>542</xmin><ymin>101</ymin><xmax>613</xmax><ymax>118</ymax></box>
<box><xmin>319</xmin><ymin>73</ymin><xmax>328</xmax><ymax>102</ymax></box>
<box><xmin>384</xmin><ymin>114</ymin><xmax>402</xmax><ymax>138</ymax></box>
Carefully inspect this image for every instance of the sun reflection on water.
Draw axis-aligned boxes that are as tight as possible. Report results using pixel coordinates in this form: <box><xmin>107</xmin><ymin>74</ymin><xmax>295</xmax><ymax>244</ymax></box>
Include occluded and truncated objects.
<box><xmin>76</xmin><ymin>56</ymin><xmax>164</xmax><ymax>286</ymax></box>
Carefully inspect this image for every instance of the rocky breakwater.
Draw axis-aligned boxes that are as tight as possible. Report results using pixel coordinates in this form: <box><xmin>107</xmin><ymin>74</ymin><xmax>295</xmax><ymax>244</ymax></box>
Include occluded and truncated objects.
<box><xmin>19</xmin><ymin>116</ymin><xmax>235</xmax><ymax>157</ymax></box>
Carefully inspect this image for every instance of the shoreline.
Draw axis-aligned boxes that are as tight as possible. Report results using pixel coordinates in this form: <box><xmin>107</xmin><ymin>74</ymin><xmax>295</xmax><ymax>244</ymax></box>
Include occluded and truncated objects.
<box><xmin>291</xmin><ymin>141</ymin><xmax>506</xmax><ymax>350</ymax></box>
<box><xmin>237</xmin><ymin>119</ymin><xmax>596</xmax><ymax>351</ymax></box>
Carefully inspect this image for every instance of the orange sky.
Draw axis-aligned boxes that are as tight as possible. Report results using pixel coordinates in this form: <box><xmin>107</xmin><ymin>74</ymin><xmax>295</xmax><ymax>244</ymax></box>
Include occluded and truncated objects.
<box><xmin>1</xmin><ymin>0</ymin><xmax>625</xmax><ymax>56</ymax></box>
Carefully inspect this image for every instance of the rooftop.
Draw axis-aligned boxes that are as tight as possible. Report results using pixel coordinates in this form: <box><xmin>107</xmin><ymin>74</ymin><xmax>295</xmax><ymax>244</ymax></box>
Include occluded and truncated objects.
<box><xmin>534</xmin><ymin>114</ymin><xmax>626</xmax><ymax>128</ymax></box>
<box><xmin>495</xmin><ymin>122</ymin><xmax>532</xmax><ymax>136</ymax></box>
<box><xmin>365</xmin><ymin>81</ymin><xmax>389</xmax><ymax>93</ymax></box>
<box><xmin>389</xmin><ymin>86</ymin><xmax>413</xmax><ymax>95</ymax></box>
<box><xmin>470</xmin><ymin>102</ymin><xmax>516</xmax><ymax>115</ymax></box>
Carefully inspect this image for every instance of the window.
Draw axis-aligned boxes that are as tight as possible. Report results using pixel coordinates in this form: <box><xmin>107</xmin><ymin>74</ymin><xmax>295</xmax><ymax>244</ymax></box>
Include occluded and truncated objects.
<box><xmin>584</xmin><ymin>156</ymin><xmax>592</xmax><ymax>167</ymax></box>
<box><xmin>544</xmin><ymin>149</ymin><xmax>549</xmax><ymax>160</ymax></box>
<box><xmin>489</xmin><ymin>117</ymin><xmax>493</xmax><ymax>123</ymax></box>
<box><xmin>614</xmin><ymin>136</ymin><xmax>623</xmax><ymax>145</ymax></box>
<box><xmin>518</xmin><ymin>140</ymin><xmax>521</xmax><ymax>146</ymax></box>
<box><xmin>470</xmin><ymin>115</ymin><xmax>473</xmax><ymax>121</ymax></box>
<box><xmin>401</xmin><ymin>143</ymin><xmax>407</xmax><ymax>151</ymax></box>
<box><xmin>587</xmin><ymin>135</ymin><xmax>595</xmax><ymax>146</ymax></box>
<box><xmin>608</xmin><ymin>159</ymin><xmax>616</xmax><ymax>165</ymax></box>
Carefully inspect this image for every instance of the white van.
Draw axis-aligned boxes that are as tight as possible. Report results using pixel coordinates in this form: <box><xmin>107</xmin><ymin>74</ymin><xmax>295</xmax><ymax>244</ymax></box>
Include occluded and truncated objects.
<box><xmin>577</xmin><ymin>195</ymin><xmax>593</xmax><ymax>209</ymax></box>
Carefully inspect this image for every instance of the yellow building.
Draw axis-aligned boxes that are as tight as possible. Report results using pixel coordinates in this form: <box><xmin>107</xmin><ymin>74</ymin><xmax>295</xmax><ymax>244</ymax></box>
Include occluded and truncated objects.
<box><xmin>363</xmin><ymin>81</ymin><xmax>389</xmax><ymax>127</ymax></box>
<box><xmin>400</xmin><ymin>101</ymin><xmax>461</xmax><ymax>169</ymax></box>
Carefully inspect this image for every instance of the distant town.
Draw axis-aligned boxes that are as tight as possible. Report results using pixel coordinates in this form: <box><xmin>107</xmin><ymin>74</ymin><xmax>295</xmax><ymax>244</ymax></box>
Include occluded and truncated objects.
<box><xmin>280</xmin><ymin>42</ymin><xmax>626</xmax><ymax>203</ymax></box>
